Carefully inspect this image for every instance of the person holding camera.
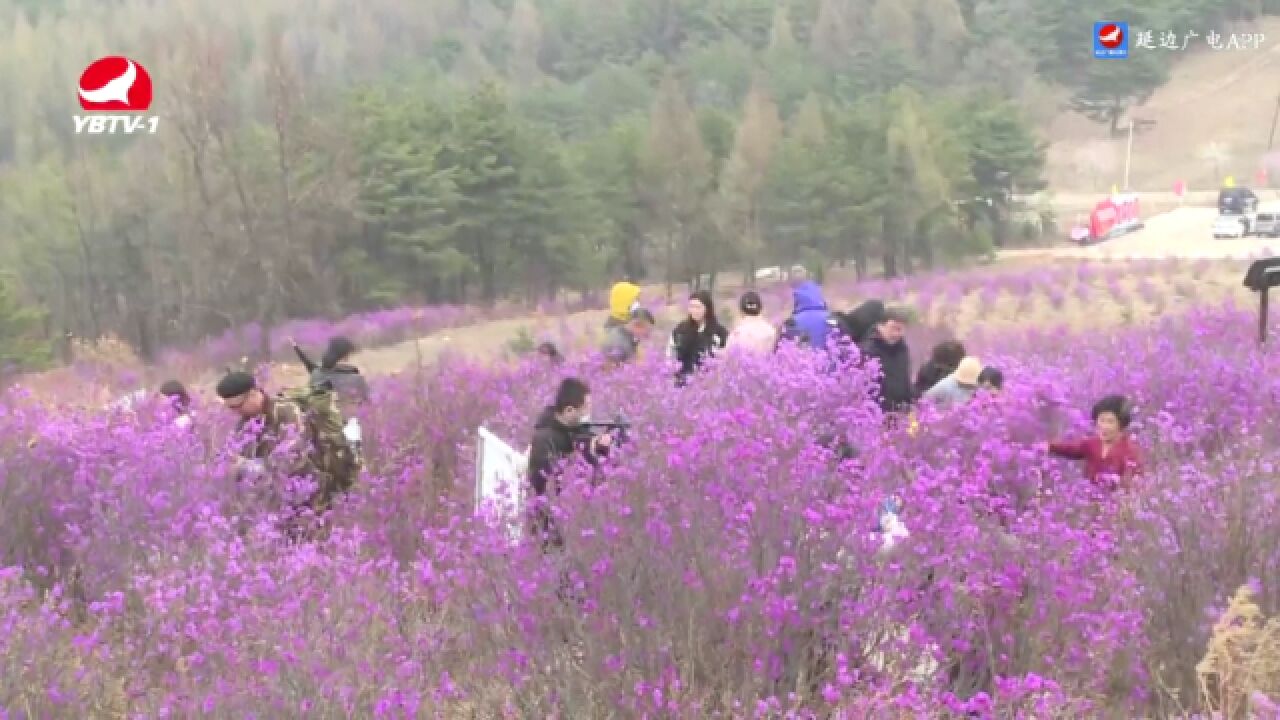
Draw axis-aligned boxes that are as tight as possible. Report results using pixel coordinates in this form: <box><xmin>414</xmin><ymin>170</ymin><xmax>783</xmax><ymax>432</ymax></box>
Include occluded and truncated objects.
<box><xmin>526</xmin><ymin>378</ymin><xmax>613</xmax><ymax>547</ymax></box>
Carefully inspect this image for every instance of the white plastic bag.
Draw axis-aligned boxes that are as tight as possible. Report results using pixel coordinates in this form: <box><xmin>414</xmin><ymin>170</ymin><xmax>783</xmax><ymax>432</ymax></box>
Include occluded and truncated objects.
<box><xmin>343</xmin><ymin>418</ymin><xmax>362</xmax><ymax>445</ymax></box>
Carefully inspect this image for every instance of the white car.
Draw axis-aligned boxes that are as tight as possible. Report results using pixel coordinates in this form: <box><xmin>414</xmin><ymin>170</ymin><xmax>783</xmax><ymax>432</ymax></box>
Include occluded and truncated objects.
<box><xmin>1213</xmin><ymin>215</ymin><xmax>1247</xmax><ymax>238</ymax></box>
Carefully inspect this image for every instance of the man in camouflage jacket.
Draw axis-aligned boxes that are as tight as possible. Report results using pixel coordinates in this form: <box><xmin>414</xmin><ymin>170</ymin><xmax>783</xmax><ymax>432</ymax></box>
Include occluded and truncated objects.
<box><xmin>216</xmin><ymin>371</ymin><xmax>348</xmax><ymax>513</ymax></box>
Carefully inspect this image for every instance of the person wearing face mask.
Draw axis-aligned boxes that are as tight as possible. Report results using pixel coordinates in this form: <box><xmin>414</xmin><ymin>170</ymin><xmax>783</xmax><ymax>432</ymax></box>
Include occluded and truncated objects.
<box><xmin>525</xmin><ymin>378</ymin><xmax>613</xmax><ymax>548</ymax></box>
<box><xmin>1042</xmin><ymin>394</ymin><xmax>1142</xmax><ymax>491</ymax></box>
<box><xmin>669</xmin><ymin>290</ymin><xmax>728</xmax><ymax>385</ymax></box>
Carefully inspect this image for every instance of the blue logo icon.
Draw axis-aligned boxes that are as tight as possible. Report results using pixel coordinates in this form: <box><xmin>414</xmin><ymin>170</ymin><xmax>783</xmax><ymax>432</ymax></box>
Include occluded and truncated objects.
<box><xmin>1094</xmin><ymin>22</ymin><xmax>1129</xmax><ymax>59</ymax></box>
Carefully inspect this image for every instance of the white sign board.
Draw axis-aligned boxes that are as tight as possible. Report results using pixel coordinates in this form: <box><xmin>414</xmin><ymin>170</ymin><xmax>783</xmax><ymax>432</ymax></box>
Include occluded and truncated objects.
<box><xmin>475</xmin><ymin>427</ymin><xmax>528</xmax><ymax>543</ymax></box>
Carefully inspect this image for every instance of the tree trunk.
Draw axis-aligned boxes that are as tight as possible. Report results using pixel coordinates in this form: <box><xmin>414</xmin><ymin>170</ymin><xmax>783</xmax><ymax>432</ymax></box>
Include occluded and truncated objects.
<box><xmin>255</xmin><ymin>252</ymin><xmax>281</xmax><ymax>364</ymax></box>
<box><xmin>882</xmin><ymin>251</ymin><xmax>898</xmax><ymax>278</ymax></box>
<box><xmin>624</xmin><ymin>233</ymin><xmax>646</xmax><ymax>282</ymax></box>
<box><xmin>664</xmin><ymin>231</ymin><xmax>675</xmax><ymax>301</ymax></box>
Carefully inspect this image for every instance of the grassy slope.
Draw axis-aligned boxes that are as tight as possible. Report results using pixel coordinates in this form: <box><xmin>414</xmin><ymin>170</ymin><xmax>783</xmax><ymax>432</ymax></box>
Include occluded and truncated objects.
<box><xmin>1045</xmin><ymin>17</ymin><xmax>1280</xmax><ymax>193</ymax></box>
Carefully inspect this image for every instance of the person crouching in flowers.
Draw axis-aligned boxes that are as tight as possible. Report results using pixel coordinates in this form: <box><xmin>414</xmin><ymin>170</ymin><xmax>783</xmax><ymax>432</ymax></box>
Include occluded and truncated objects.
<box><xmin>1041</xmin><ymin>394</ymin><xmax>1142</xmax><ymax>491</ymax></box>
<box><xmin>159</xmin><ymin>379</ymin><xmax>195</xmax><ymax>429</ymax></box>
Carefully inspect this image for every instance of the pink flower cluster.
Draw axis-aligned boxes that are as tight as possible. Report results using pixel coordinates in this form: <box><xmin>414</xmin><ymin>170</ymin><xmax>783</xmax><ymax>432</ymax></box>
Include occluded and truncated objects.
<box><xmin>2</xmin><ymin>267</ymin><xmax>1278</xmax><ymax>717</ymax></box>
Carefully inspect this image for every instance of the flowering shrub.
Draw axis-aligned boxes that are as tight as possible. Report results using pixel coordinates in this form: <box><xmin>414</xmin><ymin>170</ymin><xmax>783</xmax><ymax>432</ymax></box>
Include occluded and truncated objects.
<box><xmin>2</xmin><ymin>267</ymin><xmax>1279</xmax><ymax>717</ymax></box>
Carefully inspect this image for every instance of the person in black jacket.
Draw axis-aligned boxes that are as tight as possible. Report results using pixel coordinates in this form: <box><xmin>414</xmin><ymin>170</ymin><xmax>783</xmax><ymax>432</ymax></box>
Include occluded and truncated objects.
<box><xmin>840</xmin><ymin>299</ymin><xmax>886</xmax><ymax>345</ymax></box>
<box><xmin>525</xmin><ymin>378</ymin><xmax>612</xmax><ymax>547</ymax></box>
<box><xmin>914</xmin><ymin>340</ymin><xmax>966</xmax><ymax>396</ymax></box>
<box><xmin>669</xmin><ymin>290</ymin><xmax>728</xmax><ymax>385</ymax></box>
<box><xmin>291</xmin><ymin>335</ymin><xmax>372</xmax><ymax>406</ymax></box>
<box><xmin>859</xmin><ymin>307</ymin><xmax>914</xmax><ymax>413</ymax></box>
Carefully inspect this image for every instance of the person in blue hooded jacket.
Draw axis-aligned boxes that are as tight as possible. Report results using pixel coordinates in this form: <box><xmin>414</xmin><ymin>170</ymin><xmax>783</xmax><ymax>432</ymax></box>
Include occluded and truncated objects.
<box><xmin>780</xmin><ymin>280</ymin><xmax>836</xmax><ymax>350</ymax></box>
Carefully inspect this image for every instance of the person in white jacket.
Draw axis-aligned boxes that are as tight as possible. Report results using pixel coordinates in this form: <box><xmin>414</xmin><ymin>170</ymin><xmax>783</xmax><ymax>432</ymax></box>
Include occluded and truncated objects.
<box><xmin>728</xmin><ymin>291</ymin><xmax>778</xmax><ymax>354</ymax></box>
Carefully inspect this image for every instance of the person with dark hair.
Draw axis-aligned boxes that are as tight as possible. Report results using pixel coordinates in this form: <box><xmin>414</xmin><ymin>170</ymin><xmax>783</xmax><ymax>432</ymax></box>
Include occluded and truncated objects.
<box><xmin>914</xmin><ymin>340</ymin><xmax>967</xmax><ymax>396</ymax></box>
<box><xmin>536</xmin><ymin>342</ymin><xmax>564</xmax><ymax>365</ymax></box>
<box><xmin>158</xmin><ymin>379</ymin><xmax>194</xmax><ymax>428</ymax></box>
<box><xmin>525</xmin><ymin>378</ymin><xmax>612</xmax><ymax>547</ymax></box>
<box><xmin>859</xmin><ymin>307</ymin><xmax>914</xmax><ymax>413</ymax></box>
<box><xmin>977</xmin><ymin>366</ymin><xmax>1004</xmax><ymax>393</ymax></box>
<box><xmin>1043</xmin><ymin>394</ymin><xmax>1142</xmax><ymax>490</ymax></box>
<box><xmin>728</xmin><ymin>291</ymin><xmax>777</xmax><ymax>354</ymax></box>
<box><xmin>602</xmin><ymin>307</ymin><xmax>654</xmax><ymax>364</ymax></box>
<box><xmin>217</xmin><ymin>371</ymin><xmax>314</xmax><ymax>478</ymax></box>
<box><xmin>217</xmin><ymin>370</ymin><xmax>358</xmax><ymax>517</ymax></box>
<box><xmin>310</xmin><ymin>336</ymin><xmax>371</xmax><ymax>405</ymax></box>
<box><xmin>670</xmin><ymin>290</ymin><xmax>728</xmax><ymax>383</ymax></box>
<box><xmin>839</xmin><ymin>299</ymin><xmax>886</xmax><ymax>346</ymax></box>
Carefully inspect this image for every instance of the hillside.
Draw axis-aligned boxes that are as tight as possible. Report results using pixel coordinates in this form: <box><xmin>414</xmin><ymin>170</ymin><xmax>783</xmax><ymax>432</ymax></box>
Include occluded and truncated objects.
<box><xmin>7</xmin><ymin>0</ymin><xmax>1278</xmax><ymax>368</ymax></box>
<box><xmin>1046</xmin><ymin>17</ymin><xmax>1280</xmax><ymax>193</ymax></box>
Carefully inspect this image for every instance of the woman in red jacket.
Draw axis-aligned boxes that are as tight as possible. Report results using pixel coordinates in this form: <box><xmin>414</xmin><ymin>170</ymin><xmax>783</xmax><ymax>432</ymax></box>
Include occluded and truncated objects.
<box><xmin>1043</xmin><ymin>394</ymin><xmax>1142</xmax><ymax>490</ymax></box>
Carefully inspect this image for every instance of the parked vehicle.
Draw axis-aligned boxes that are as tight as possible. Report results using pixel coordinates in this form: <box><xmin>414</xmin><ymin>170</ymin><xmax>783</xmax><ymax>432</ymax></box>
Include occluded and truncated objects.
<box><xmin>1219</xmin><ymin>187</ymin><xmax>1259</xmax><ymax>215</ymax></box>
<box><xmin>1212</xmin><ymin>214</ymin><xmax>1247</xmax><ymax>238</ymax></box>
<box><xmin>1249</xmin><ymin>203</ymin><xmax>1280</xmax><ymax>237</ymax></box>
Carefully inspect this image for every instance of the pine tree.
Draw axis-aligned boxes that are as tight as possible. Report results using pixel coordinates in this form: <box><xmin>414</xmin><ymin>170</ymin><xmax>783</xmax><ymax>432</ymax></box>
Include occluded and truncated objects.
<box><xmin>790</xmin><ymin>92</ymin><xmax>828</xmax><ymax>147</ymax></box>
<box><xmin>768</xmin><ymin>5</ymin><xmax>797</xmax><ymax>53</ymax></box>
<box><xmin>639</xmin><ymin>67</ymin><xmax>714</xmax><ymax>296</ymax></box>
<box><xmin>883</xmin><ymin>86</ymin><xmax>952</xmax><ymax>274</ymax></box>
<box><xmin>353</xmin><ymin>91</ymin><xmax>464</xmax><ymax>303</ymax></box>
<box><xmin>871</xmin><ymin>0</ymin><xmax>917</xmax><ymax>55</ymax></box>
<box><xmin>507</xmin><ymin>0</ymin><xmax>544</xmax><ymax>84</ymax></box>
<box><xmin>809</xmin><ymin>0</ymin><xmax>850</xmax><ymax>65</ymax></box>
<box><xmin>0</xmin><ymin>275</ymin><xmax>50</xmax><ymax>372</ymax></box>
<box><xmin>717</xmin><ymin>78</ymin><xmax>783</xmax><ymax>283</ymax></box>
<box><xmin>443</xmin><ymin>81</ymin><xmax>527</xmax><ymax>302</ymax></box>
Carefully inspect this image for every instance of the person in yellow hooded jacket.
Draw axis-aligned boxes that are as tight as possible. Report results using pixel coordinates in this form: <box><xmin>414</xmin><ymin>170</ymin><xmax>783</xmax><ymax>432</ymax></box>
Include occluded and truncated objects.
<box><xmin>605</xmin><ymin>281</ymin><xmax>642</xmax><ymax>329</ymax></box>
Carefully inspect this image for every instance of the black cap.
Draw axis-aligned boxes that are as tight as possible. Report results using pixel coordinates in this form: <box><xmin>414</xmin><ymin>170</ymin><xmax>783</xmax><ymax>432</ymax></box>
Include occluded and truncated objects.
<box><xmin>740</xmin><ymin>291</ymin><xmax>762</xmax><ymax>315</ymax></box>
<box><xmin>215</xmin><ymin>371</ymin><xmax>256</xmax><ymax>399</ymax></box>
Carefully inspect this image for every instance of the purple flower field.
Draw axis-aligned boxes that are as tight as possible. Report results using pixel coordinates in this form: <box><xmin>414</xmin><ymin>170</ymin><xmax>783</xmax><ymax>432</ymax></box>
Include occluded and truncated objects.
<box><xmin>3</xmin><ymin>260</ymin><xmax>1279</xmax><ymax>718</ymax></box>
